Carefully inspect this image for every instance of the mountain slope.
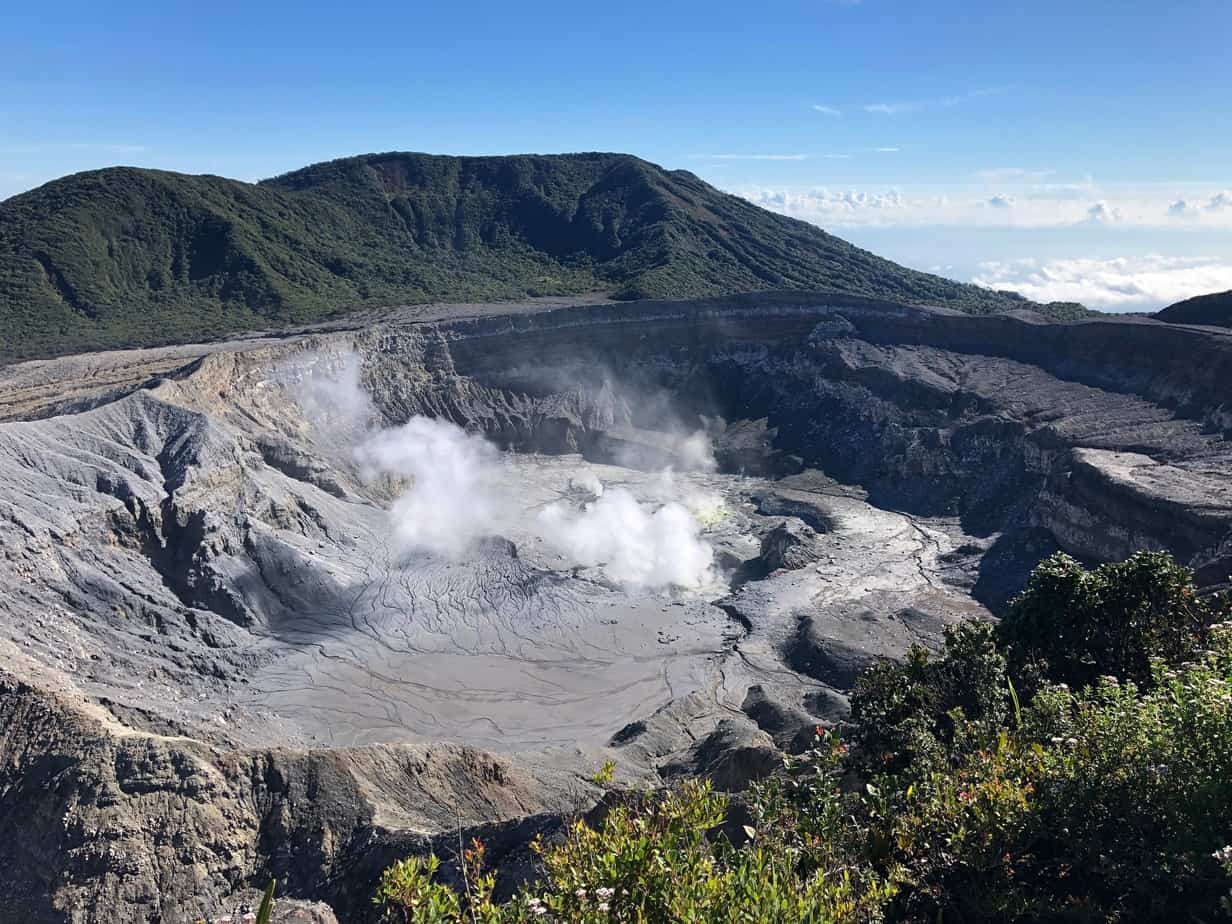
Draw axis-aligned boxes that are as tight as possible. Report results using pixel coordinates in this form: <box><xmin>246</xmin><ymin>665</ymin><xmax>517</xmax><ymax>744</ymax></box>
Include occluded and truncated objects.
<box><xmin>0</xmin><ymin>151</ymin><xmax>1085</xmax><ymax>360</ymax></box>
<box><xmin>1156</xmin><ymin>289</ymin><xmax>1232</xmax><ymax>328</ymax></box>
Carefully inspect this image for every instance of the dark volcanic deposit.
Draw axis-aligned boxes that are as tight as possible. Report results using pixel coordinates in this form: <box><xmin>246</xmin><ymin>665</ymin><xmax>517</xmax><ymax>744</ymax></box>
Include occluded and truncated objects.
<box><xmin>2</xmin><ymin>291</ymin><xmax>1231</xmax><ymax>923</ymax></box>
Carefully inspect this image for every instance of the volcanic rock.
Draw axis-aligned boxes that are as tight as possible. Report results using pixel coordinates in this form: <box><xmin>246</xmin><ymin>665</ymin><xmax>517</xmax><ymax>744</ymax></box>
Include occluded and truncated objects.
<box><xmin>759</xmin><ymin>518</ymin><xmax>826</xmax><ymax>572</ymax></box>
<box><xmin>0</xmin><ymin>291</ymin><xmax>1230</xmax><ymax>921</ymax></box>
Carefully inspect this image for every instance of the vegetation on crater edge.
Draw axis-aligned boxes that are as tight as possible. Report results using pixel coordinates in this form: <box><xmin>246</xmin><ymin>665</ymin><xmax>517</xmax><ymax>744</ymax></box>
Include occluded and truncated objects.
<box><xmin>374</xmin><ymin>551</ymin><xmax>1232</xmax><ymax>923</ymax></box>
<box><xmin>0</xmin><ymin>152</ymin><xmax>1089</xmax><ymax>361</ymax></box>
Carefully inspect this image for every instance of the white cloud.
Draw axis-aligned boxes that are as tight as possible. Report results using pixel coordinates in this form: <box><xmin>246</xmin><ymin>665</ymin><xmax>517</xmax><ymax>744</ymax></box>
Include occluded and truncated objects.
<box><xmin>971</xmin><ymin>255</ymin><xmax>1232</xmax><ymax>311</ymax></box>
<box><xmin>812</xmin><ymin>104</ymin><xmax>842</xmax><ymax>116</ymax></box>
<box><xmin>1083</xmin><ymin>201</ymin><xmax>1123</xmax><ymax>225</ymax></box>
<box><xmin>732</xmin><ymin>181</ymin><xmax>1232</xmax><ymax>231</ymax></box>
<box><xmin>746</xmin><ymin>187</ymin><xmax>906</xmax><ymax>219</ymax></box>
<box><xmin>1171</xmin><ymin>191</ymin><xmax>1232</xmax><ymax>217</ymax></box>
<box><xmin>864</xmin><ymin>101</ymin><xmax>926</xmax><ymax>115</ymax></box>
<box><xmin>873</xmin><ymin>146</ymin><xmax>899</xmax><ymax>153</ymax></box>
<box><xmin>864</xmin><ymin>86</ymin><xmax>1013</xmax><ymax>115</ymax></box>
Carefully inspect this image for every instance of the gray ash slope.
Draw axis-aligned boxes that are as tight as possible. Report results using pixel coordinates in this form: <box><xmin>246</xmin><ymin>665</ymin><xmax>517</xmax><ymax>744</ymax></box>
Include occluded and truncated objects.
<box><xmin>1</xmin><ymin>291</ymin><xmax>1231</xmax><ymax>923</ymax></box>
<box><xmin>1156</xmin><ymin>288</ymin><xmax>1232</xmax><ymax>328</ymax></box>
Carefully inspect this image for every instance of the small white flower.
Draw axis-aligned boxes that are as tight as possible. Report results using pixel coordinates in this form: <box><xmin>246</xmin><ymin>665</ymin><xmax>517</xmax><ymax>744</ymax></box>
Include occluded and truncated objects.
<box><xmin>575</xmin><ymin>888</ymin><xmax>588</xmax><ymax>899</ymax></box>
<box><xmin>1213</xmin><ymin>845</ymin><xmax>1232</xmax><ymax>863</ymax></box>
<box><xmin>598</xmin><ymin>902</ymin><xmax>610</xmax><ymax>912</ymax></box>
<box><xmin>533</xmin><ymin>907</ymin><xmax>548</xmax><ymax>917</ymax></box>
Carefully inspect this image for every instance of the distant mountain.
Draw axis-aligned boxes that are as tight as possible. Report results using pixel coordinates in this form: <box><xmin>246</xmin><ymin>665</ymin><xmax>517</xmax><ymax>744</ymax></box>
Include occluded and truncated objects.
<box><xmin>1156</xmin><ymin>289</ymin><xmax>1232</xmax><ymax>328</ymax></box>
<box><xmin>0</xmin><ymin>151</ymin><xmax>1089</xmax><ymax>360</ymax></box>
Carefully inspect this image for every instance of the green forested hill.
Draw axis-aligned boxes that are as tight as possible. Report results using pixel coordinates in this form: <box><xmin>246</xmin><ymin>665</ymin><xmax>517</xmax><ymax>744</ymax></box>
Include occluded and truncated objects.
<box><xmin>0</xmin><ymin>151</ymin><xmax>1086</xmax><ymax>360</ymax></box>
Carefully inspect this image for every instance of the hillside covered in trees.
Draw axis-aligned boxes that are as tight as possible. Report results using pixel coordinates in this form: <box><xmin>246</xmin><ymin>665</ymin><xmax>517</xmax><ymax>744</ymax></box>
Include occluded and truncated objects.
<box><xmin>0</xmin><ymin>152</ymin><xmax>1087</xmax><ymax>361</ymax></box>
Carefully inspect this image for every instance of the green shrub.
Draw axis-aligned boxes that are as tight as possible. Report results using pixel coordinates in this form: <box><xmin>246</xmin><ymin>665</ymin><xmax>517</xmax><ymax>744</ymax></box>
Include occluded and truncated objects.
<box><xmin>998</xmin><ymin>551</ymin><xmax>1224</xmax><ymax>691</ymax></box>
<box><xmin>850</xmin><ymin>620</ymin><xmax>1008</xmax><ymax>776</ymax></box>
<box><xmin>873</xmin><ymin>627</ymin><xmax>1232</xmax><ymax>921</ymax></box>
<box><xmin>374</xmin><ymin>774</ymin><xmax>893</xmax><ymax>923</ymax></box>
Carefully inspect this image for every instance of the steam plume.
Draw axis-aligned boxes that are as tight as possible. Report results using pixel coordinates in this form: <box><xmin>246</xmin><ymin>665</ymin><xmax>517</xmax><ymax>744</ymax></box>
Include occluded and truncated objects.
<box><xmin>355</xmin><ymin>416</ymin><xmax>512</xmax><ymax>560</ymax></box>
<box><xmin>289</xmin><ymin>350</ymin><xmax>719</xmax><ymax>588</ymax></box>
<box><xmin>281</xmin><ymin>350</ymin><xmax>373</xmax><ymax>438</ymax></box>
<box><xmin>538</xmin><ymin>488</ymin><xmax>715</xmax><ymax>589</ymax></box>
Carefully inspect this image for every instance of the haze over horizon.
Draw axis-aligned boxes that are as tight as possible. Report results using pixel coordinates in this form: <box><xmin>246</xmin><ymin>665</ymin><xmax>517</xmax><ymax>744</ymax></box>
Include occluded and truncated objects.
<box><xmin>4</xmin><ymin>0</ymin><xmax>1228</xmax><ymax>311</ymax></box>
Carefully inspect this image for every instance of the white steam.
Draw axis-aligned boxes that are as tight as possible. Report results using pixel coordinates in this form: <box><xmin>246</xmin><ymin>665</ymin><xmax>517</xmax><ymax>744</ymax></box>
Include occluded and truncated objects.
<box><xmin>675</xmin><ymin>430</ymin><xmax>718</xmax><ymax>473</ymax></box>
<box><xmin>281</xmin><ymin>351</ymin><xmax>374</xmax><ymax>438</ymax></box>
<box><xmin>569</xmin><ymin>473</ymin><xmax>605</xmax><ymax>497</ymax></box>
<box><xmin>288</xmin><ymin>351</ymin><xmax>720</xmax><ymax>589</ymax></box>
<box><xmin>538</xmin><ymin>488</ymin><xmax>715</xmax><ymax>589</ymax></box>
<box><xmin>355</xmin><ymin>417</ymin><xmax>512</xmax><ymax>559</ymax></box>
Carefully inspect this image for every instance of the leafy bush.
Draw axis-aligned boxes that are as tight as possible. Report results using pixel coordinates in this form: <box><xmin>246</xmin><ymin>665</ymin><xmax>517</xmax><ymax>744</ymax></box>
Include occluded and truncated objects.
<box><xmin>374</xmin><ymin>773</ymin><xmax>893</xmax><ymax>923</ymax></box>
<box><xmin>866</xmin><ymin>630</ymin><xmax>1232</xmax><ymax>921</ymax></box>
<box><xmin>850</xmin><ymin>620</ymin><xmax>1009</xmax><ymax>776</ymax></box>
<box><xmin>998</xmin><ymin>551</ymin><xmax>1220</xmax><ymax>691</ymax></box>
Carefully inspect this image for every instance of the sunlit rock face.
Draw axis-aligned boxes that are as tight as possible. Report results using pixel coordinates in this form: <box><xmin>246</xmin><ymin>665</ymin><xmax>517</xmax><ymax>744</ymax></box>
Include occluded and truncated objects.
<box><xmin>1</xmin><ymin>291</ymin><xmax>1230</xmax><ymax>922</ymax></box>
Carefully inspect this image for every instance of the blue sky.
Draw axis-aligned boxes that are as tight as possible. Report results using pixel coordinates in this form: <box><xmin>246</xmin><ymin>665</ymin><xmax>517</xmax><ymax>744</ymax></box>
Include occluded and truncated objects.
<box><xmin>3</xmin><ymin>0</ymin><xmax>1230</xmax><ymax>310</ymax></box>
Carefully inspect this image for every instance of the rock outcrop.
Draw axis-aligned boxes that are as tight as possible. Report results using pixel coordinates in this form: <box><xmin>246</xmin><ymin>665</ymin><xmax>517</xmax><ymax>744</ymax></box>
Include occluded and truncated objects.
<box><xmin>759</xmin><ymin>519</ymin><xmax>826</xmax><ymax>572</ymax></box>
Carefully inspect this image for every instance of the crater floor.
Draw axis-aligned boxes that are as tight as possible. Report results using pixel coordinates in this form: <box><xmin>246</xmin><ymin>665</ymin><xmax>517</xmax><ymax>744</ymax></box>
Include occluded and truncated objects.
<box><xmin>235</xmin><ymin>455</ymin><xmax>990</xmax><ymax>754</ymax></box>
<box><xmin>3</xmin><ymin>294</ymin><xmax>1228</xmax><ymax>922</ymax></box>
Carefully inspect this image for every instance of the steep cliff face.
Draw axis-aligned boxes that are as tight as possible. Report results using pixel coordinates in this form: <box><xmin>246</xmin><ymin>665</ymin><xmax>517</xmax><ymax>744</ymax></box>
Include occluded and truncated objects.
<box><xmin>0</xmin><ymin>664</ymin><xmax>584</xmax><ymax>924</ymax></box>
<box><xmin>0</xmin><ymin>292</ymin><xmax>1228</xmax><ymax>922</ymax></box>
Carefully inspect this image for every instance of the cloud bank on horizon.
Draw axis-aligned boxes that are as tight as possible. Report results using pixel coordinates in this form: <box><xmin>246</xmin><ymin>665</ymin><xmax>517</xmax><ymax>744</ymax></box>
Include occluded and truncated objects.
<box><xmin>733</xmin><ymin>181</ymin><xmax>1232</xmax><ymax>232</ymax></box>
<box><xmin>970</xmin><ymin>256</ymin><xmax>1232</xmax><ymax>313</ymax></box>
<box><xmin>732</xmin><ymin>179</ymin><xmax>1232</xmax><ymax>311</ymax></box>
